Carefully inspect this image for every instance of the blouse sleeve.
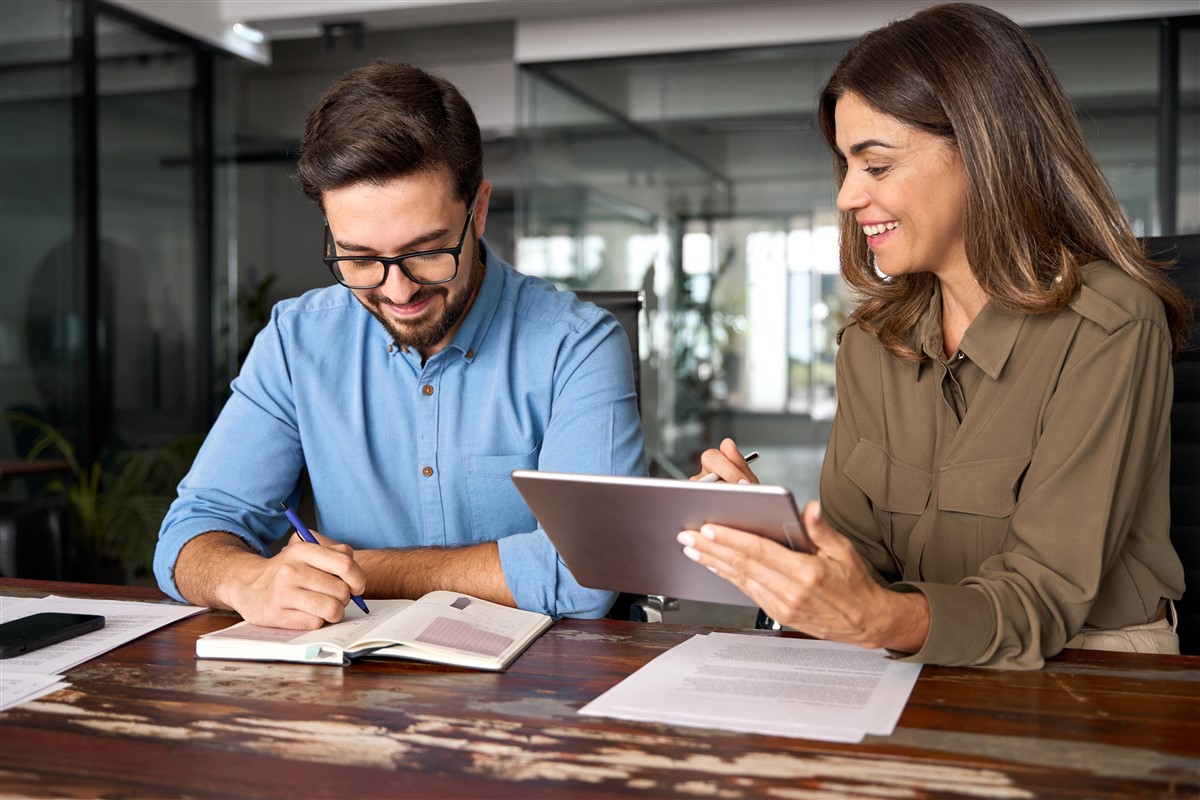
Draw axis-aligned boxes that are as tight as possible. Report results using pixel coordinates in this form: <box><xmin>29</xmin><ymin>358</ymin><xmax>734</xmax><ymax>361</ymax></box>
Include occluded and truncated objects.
<box><xmin>819</xmin><ymin>326</ymin><xmax>906</xmax><ymax>586</ymax></box>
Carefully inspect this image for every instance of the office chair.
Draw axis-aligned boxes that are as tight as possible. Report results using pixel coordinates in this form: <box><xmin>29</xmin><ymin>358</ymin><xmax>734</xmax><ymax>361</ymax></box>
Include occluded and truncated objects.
<box><xmin>1143</xmin><ymin>234</ymin><xmax>1200</xmax><ymax>655</ymax></box>
<box><xmin>574</xmin><ymin>290</ymin><xmax>679</xmax><ymax>623</ymax></box>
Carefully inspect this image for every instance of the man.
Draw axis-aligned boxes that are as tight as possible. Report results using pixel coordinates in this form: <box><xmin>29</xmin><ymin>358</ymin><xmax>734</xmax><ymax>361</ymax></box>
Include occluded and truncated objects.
<box><xmin>154</xmin><ymin>61</ymin><xmax>646</xmax><ymax>629</ymax></box>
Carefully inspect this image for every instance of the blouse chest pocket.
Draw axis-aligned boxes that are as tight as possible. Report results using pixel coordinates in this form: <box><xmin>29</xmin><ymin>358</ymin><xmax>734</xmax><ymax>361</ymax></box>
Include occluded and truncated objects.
<box><xmin>937</xmin><ymin>456</ymin><xmax>1030</xmax><ymax>518</ymax></box>
<box><xmin>936</xmin><ymin>455</ymin><xmax>1031</xmax><ymax>569</ymax></box>
<box><xmin>843</xmin><ymin>439</ymin><xmax>932</xmax><ymax>516</ymax></box>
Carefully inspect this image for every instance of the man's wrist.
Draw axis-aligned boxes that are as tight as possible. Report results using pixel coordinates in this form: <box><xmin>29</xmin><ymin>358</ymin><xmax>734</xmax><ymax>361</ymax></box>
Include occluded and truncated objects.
<box><xmin>176</xmin><ymin>532</ymin><xmax>261</xmax><ymax>612</ymax></box>
<box><xmin>352</xmin><ymin>547</ymin><xmax>387</xmax><ymax>597</ymax></box>
<box><xmin>214</xmin><ymin>551</ymin><xmax>257</xmax><ymax>612</ymax></box>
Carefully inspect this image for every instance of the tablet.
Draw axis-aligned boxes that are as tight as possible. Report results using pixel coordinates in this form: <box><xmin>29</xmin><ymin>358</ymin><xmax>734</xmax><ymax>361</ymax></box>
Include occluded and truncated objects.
<box><xmin>511</xmin><ymin>470</ymin><xmax>811</xmax><ymax>607</ymax></box>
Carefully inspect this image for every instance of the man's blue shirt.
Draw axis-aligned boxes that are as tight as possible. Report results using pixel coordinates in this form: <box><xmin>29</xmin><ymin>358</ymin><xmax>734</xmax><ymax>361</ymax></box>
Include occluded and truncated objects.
<box><xmin>154</xmin><ymin>243</ymin><xmax>646</xmax><ymax>618</ymax></box>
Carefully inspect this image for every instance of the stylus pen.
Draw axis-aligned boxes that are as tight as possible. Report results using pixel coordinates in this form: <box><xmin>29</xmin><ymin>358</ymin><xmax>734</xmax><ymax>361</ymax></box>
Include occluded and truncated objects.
<box><xmin>698</xmin><ymin>451</ymin><xmax>760</xmax><ymax>483</ymax></box>
<box><xmin>279</xmin><ymin>501</ymin><xmax>370</xmax><ymax>614</ymax></box>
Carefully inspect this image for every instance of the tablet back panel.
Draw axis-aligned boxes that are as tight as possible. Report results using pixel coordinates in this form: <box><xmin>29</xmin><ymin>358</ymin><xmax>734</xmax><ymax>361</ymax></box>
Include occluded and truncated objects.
<box><xmin>511</xmin><ymin>471</ymin><xmax>809</xmax><ymax>607</ymax></box>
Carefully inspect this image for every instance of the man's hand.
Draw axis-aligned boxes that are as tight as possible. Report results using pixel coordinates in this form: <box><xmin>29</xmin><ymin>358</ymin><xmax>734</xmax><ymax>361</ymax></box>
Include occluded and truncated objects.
<box><xmin>175</xmin><ymin>532</ymin><xmax>367</xmax><ymax>630</ymax></box>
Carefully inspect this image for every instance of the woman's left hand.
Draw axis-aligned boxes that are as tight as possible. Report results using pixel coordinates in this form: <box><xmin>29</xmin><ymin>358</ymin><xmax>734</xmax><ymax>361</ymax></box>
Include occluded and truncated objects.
<box><xmin>677</xmin><ymin>501</ymin><xmax>930</xmax><ymax>652</ymax></box>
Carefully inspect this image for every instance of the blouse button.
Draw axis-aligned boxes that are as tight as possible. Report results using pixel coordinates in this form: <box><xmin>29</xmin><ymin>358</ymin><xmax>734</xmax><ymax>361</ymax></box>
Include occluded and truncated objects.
<box><xmin>422</xmin><ymin>466</ymin><xmax>434</xmax><ymax>477</ymax></box>
<box><xmin>956</xmin><ymin>351</ymin><xmax>965</xmax><ymax>360</ymax></box>
<box><xmin>466</xmin><ymin>349</ymin><xmax>475</xmax><ymax>359</ymax></box>
<box><xmin>422</xmin><ymin>384</ymin><xmax>434</xmax><ymax>396</ymax></box>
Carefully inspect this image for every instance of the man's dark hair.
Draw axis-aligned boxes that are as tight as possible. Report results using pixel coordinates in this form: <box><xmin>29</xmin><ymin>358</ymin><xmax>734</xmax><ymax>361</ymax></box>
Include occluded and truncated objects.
<box><xmin>295</xmin><ymin>60</ymin><xmax>483</xmax><ymax>206</ymax></box>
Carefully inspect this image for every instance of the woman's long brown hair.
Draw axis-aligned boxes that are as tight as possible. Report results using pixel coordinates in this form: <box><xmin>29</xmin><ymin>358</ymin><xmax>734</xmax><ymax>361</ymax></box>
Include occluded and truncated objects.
<box><xmin>817</xmin><ymin>3</ymin><xmax>1191</xmax><ymax>362</ymax></box>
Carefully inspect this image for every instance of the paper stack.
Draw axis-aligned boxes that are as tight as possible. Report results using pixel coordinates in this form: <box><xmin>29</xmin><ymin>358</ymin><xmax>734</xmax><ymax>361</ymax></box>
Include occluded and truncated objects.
<box><xmin>579</xmin><ymin>632</ymin><xmax>922</xmax><ymax>742</ymax></box>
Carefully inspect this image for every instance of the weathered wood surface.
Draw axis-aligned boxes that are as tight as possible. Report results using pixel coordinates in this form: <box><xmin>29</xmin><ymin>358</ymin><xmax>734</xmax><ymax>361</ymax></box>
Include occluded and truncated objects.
<box><xmin>1</xmin><ymin>579</ymin><xmax>1196</xmax><ymax>799</ymax></box>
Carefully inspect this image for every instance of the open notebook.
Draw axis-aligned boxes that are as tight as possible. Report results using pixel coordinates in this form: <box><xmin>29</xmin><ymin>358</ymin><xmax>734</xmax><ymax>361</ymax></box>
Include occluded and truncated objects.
<box><xmin>196</xmin><ymin>591</ymin><xmax>552</xmax><ymax>670</ymax></box>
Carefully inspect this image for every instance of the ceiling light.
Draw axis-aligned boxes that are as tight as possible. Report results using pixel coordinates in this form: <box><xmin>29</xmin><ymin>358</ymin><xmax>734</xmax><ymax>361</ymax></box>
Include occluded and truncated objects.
<box><xmin>232</xmin><ymin>23</ymin><xmax>266</xmax><ymax>45</ymax></box>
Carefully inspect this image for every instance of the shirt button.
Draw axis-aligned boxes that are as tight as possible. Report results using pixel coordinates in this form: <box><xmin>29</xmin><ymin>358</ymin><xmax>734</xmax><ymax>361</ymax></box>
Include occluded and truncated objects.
<box><xmin>956</xmin><ymin>352</ymin><xmax>964</xmax><ymax>360</ymax></box>
<box><xmin>422</xmin><ymin>466</ymin><xmax>434</xmax><ymax>477</ymax></box>
<box><xmin>466</xmin><ymin>349</ymin><xmax>475</xmax><ymax>359</ymax></box>
<box><xmin>422</xmin><ymin>384</ymin><xmax>434</xmax><ymax>396</ymax></box>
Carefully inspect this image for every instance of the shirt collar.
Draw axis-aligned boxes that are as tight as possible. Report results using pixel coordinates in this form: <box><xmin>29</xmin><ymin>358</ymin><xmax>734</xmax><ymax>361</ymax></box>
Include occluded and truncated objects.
<box><xmin>914</xmin><ymin>279</ymin><xmax>1023</xmax><ymax>380</ymax></box>
<box><xmin>958</xmin><ymin>299</ymin><xmax>1023</xmax><ymax>380</ymax></box>
<box><xmin>444</xmin><ymin>238</ymin><xmax>503</xmax><ymax>362</ymax></box>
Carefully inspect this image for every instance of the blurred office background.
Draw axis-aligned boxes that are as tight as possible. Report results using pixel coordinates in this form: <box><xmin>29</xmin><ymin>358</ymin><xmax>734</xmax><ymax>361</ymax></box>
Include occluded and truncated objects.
<box><xmin>1</xmin><ymin>0</ymin><xmax>1197</xmax><ymax>586</ymax></box>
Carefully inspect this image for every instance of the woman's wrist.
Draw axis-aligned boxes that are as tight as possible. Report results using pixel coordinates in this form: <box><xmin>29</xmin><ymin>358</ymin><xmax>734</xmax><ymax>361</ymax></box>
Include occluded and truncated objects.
<box><xmin>868</xmin><ymin>587</ymin><xmax>931</xmax><ymax>653</ymax></box>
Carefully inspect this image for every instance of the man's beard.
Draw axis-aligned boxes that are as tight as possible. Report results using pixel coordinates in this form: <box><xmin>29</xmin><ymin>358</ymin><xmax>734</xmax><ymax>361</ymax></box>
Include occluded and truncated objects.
<box><xmin>363</xmin><ymin>240</ymin><xmax>484</xmax><ymax>352</ymax></box>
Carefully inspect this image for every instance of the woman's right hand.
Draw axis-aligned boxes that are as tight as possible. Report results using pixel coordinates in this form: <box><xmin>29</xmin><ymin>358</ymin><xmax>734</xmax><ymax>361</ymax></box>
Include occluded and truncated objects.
<box><xmin>677</xmin><ymin>502</ymin><xmax>930</xmax><ymax>652</ymax></box>
<box><xmin>691</xmin><ymin>438</ymin><xmax>760</xmax><ymax>484</ymax></box>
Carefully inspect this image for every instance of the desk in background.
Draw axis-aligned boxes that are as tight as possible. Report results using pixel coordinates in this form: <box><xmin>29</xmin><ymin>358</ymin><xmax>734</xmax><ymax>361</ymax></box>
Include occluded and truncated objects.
<box><xmin>0</xmin><ymin>579</ymin><xmax>1196</xmax><ymax>799</ymax></box>
<box><xmin>0</xmin><ymin>460</ymin><xmax>71</xmax><ymax>479</ymax></box>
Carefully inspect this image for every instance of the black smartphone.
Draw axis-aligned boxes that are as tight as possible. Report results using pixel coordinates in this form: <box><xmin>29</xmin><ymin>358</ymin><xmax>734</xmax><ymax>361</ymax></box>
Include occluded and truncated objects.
<box><xmin>0</xmin><ymin>612</ymin><xmax>106</xmax><ymax>659</ymax></box>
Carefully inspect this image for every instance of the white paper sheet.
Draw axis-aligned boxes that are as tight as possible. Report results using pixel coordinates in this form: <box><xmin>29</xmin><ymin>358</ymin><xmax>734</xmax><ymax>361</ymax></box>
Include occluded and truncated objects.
<box><xmin>0</xmin><ymin>594</ymin><xmax>207</xmax><ymax>675</ymax></box>
<box><xmin>579</xmin><ymin>633</ymin><xmax>922</xmax><ymax>742</ymax></box>
<box><xmin>0</xmin><ymin>671</ymin><xmax>69</xmax><ymax>711</ymax></box>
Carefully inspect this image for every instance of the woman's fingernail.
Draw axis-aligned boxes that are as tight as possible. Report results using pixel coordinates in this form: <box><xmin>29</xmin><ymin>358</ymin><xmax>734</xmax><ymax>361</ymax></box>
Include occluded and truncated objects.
<box><xmin>676</xmin><ymin>531</ymin><xmax>695</xmax><ymax>547</ymax></box>
<box><xmin>700</xmin><ymin>525</ymin><xmax>716</xmax><ymax>540</ymax></box>
<box><xmin>707</xmin><ymin>566</ymin><xmax>718</xmax><ymax>574</ymax></box>
<box><xmin>813</xmin><ymin>503</ymin><xmax>823</xmax><ymax>522</ymax></box>
<box><xmin>738</xmin><ymin>478</ymin><xmax>749</xmax><ymax>485</ymax></box>
<box><xmin>682</xmin><ymin>546</ymin><xmax>700</xmax><ymax>562</ymax></box>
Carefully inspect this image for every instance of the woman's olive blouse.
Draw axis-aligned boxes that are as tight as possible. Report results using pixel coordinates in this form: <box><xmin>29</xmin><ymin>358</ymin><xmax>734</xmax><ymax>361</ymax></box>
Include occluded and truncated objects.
<box><xmin>822</xmin><ymin>261</ymin><xmax>1183</xmax><ymax>669</ymax></box>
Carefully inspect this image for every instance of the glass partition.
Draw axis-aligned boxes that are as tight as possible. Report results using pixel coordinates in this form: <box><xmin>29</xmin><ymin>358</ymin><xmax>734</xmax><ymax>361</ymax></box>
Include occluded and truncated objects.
<box><xmin>0</xmin><ymin>0</ymin><xmax>83</xmax><ymax>451</ymax></box>
<box><xmin>1030</xmin><ymin>23</ymin><xmax>1163</xmax><ymax>235</ymax></box>
<box><xmin>519</xmin><ymin>44</ymin><xmax>847</xmax><ymax>498</ymax></box>
<box><xmin>1180</xmin><ymin>25</ymin><xmax>1200</xmax><ymax>233</ymax></box>
<box><xmin>1</xmin><ymin>3</ymin><xmax>236</xmax><ymax>462</ymax></box>
<box><xmin>95</xmin><ymin>14</ymin><xmax>202</xmax><ymax>447</ymax></box>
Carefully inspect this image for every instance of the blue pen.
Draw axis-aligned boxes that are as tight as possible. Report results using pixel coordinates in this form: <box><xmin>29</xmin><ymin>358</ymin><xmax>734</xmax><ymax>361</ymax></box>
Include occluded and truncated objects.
<box><xmin>280</xmin><ymin>501</ymin><xmax>369</xmax><ymax>614</ymax></box>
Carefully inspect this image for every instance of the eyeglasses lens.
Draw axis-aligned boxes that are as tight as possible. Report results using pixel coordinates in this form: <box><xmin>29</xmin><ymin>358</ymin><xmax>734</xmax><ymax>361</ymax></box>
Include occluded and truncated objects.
<box><xmin>333</xmin><ymin>252</ymin><xmax>457</xmax><ymax>288</ymax></box>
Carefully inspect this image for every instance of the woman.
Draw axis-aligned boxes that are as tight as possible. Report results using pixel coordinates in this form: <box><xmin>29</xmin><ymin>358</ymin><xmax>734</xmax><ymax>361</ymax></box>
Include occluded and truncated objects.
<box><xmin>680</xmin><ymin>3</ymin><xmax>1190</xmax><ymax>669</ymax></box>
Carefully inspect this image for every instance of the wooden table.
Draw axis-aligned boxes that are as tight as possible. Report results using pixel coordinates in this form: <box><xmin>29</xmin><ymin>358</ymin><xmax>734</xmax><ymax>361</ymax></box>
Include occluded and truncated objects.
<box><xmin>1</xmin><ymin>579</ymin><xmax>1196</xmax><ymax>799</ymax></box>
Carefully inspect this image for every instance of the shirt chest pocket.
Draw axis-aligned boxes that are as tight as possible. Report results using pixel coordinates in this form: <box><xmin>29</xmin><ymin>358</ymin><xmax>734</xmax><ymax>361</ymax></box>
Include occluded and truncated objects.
<box><xmin>467</xmin><ymin>448</ymin><xmax>540</xmax><ymax>540</ymax></box>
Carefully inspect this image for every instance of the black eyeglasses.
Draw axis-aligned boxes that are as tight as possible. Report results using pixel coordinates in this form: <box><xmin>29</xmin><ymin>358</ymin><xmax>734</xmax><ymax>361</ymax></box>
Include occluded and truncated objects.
<box><xmin>323</xmin><ymin>192</ymin><xmax>478</xmax><ymax>289</ymax></box>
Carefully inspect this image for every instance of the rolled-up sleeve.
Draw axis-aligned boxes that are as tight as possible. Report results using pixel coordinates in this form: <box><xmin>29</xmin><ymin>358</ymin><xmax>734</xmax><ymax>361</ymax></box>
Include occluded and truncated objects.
<box><xmin>153</xmin><ymin>307</ymin><xmax>304</xmax><ymax>602</ymax></box>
